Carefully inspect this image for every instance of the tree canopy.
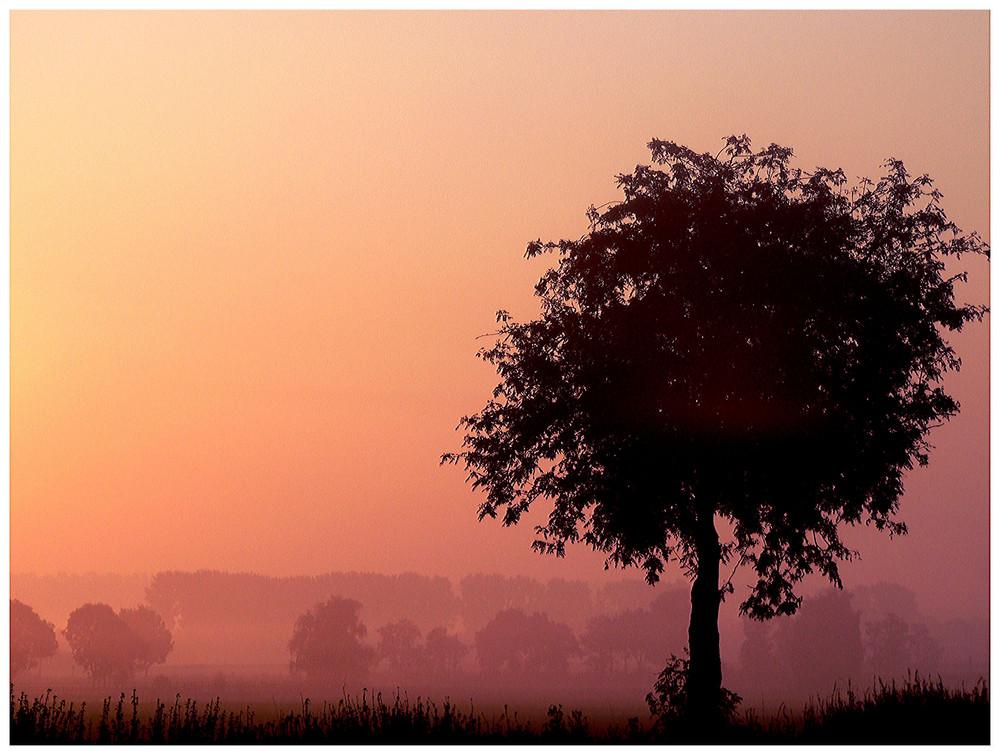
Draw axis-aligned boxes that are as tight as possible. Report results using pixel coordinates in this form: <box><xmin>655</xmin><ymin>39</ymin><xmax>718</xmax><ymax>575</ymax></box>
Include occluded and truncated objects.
<box><xmin>119</xmin><ymin>606</ymin><xmax>174</xmax><ymax>675</ymax></box>
<box><xmin>376</xmin><ymin>618</ymin><xmax>422</xmax><ymax>676</ymax></box>
<box><xmin>445</xmin><ymin>135</ymin><xmax>987</xmax><ymax>720</ymax></box>
<box><xmin>446</xmin><ymin>135</ymin><xmax>987</xmax><ymax>619</ymax></box>
<box><xmin>63</xmin><ymin>603</ymin><xmax>173</xmax><ymax>682</ymax></box>
<box><xmin>287</xmin><ymin>596</ymin><xmax>375</xmax><ymax>682</ymax></box>
<box><xmin>474</xmin><ymin>608</ymin><xmax>579</xmax><ymax>680</ymax></box>
<box><xmin>10</xmin><ymin>599</ymin><xmax>58</xmax><ymax>678</ymax></box>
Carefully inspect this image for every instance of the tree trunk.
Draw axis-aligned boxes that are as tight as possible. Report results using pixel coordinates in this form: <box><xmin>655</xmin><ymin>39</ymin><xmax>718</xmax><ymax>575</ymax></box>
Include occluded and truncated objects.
<box><xmin>687</xmin><ymin>505</ymin><xmax>722</xmax><ymax>726</ymax></box>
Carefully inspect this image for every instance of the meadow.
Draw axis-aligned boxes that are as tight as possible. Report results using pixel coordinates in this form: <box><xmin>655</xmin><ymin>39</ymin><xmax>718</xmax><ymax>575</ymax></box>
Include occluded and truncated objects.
<box><xmin>10</xmin><ymin>674</ymin><xmax>988</xmax><ymax>745</ymax></box>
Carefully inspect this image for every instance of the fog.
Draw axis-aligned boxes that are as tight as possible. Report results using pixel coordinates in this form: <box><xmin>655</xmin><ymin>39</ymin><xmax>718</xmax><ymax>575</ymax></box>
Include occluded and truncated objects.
<box><xmin>11</xmin><ymin>570</ymin><xmax>988</xmax><ymax>724</ymax></box>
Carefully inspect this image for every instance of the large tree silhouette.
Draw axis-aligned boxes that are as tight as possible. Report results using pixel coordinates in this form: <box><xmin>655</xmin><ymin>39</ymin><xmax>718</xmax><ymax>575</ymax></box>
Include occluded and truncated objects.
<box><xmin>445</xmin><ymin>136</ymin><xmax>987</xmax><ymax>724</ymax></box>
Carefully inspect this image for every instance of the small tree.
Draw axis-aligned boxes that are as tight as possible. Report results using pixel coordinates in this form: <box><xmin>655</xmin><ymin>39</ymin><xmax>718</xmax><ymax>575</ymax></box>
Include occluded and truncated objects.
<box><xmin>10</xmin><ymin>599</ymin><xmax>58</xmax><ymax>679</ymax></box>
<box><xmin>475</xmin><ymin>608</ymin><xmax>578</xmax><ymax>681</ymax></box>
<box><xmin>62</xmin><ymin>603</ymin><xmax>173</xmax><ymax>682</ymax></box>
<box><xmin>865</xmin><ymin>612</ymin><xmax>941</xmax><ymax>681</ymax></box>
<box><xmin>737</xmin><ymin>616</ymin><xmax>779</xmax><ymax>693</ymax></box>
<box><xmin>288</xmin><ymin>596</ymin><xmax>375</xmax><ymax>683</ymax></box>
<box><xmin>119</xmin><ymin>606</ymin><xmax>173</xmax><ymax>676</ymax></box>
<box><xmin>64</xmin><ymin>603</ymin><xmax>138</xmax><ymax>683</ymax></box>
<box><xmin>376</xmin><ymin>618</ymin><xmax>422</xmax><ymax>677</ymax></box>
<box><xmin>579</xmin><ymin>614</ymin><xmax>618</xmax><ymax>675</ymax></box>
<box><xmin>423</xmin><ymin>626</ymin><xmax>468</xmax><ymax>673</ymax></box>
<box><xmin>445</xmin><ymin>136</ymin><xmax>987</xmax><ymax>724</ymax></box>
<box><xmin>774</xmin><ymin>588</ymin><xmax>864</xmax><ymax>696</ymax></box>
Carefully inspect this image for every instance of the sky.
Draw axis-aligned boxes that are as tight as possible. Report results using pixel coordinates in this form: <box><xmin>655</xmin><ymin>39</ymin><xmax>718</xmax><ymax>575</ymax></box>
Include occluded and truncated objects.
<box><xmin>10</xmin><ymin>11</ymin><xmax>990</xmax><ymax>619</ymax></box>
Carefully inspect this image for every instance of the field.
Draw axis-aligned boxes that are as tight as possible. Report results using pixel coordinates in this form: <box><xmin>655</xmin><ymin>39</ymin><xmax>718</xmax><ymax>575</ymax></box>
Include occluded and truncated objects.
<box><xmin>10</xmin><ymin>675</ymin><xmax>989</xmax><ymax>745</ymax></box>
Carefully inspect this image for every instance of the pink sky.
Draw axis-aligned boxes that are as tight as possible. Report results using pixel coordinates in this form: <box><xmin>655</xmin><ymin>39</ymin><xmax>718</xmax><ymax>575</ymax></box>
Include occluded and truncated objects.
<box><xmin>10</xmin><ymin>11</ymin><xmax>989</xmax><ymax>618</ymax></box>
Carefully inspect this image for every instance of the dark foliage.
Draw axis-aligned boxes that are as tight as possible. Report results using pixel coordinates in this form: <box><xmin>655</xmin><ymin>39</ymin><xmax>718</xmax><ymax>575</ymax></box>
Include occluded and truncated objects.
<box><xmin>444</xmin><ymin>135</ymin><xmax>988</xmax><ymax>716</ymax></box>
<box><xmin>446</xmin><ymin>133</ymin><xmax>987</xmax><ymax>614</ymax></box>
<box><xmin>646</xmin><ymin>651</ymin><xmax>742</xmax><ymax>730</ymax></box>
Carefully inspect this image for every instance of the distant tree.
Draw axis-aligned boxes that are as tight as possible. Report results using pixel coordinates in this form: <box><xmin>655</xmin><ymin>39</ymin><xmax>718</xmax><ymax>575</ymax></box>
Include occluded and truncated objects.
<box><xmin>865</xmin><ymin>613</ymin><xmax>941</xmax><ymax>681</ymax></box>
<box><xmin>475</xmin><ymin>609</ymin><xmax>578</xmax><ymax>680</ymax></box>
<box><xmin>288</xmin><ymin>596</ymin><xmax>375</xmax><ymax>683</ymax></box>
<box><xmin>458</xmin><ymin>574</ymin><xmax>546</xmax><ymax>635</ymax></box>
<box><xmin>64</xmin><ymin>603</ymin><xmax>139</xmax><ymax>682</ymax></box>
<box><xmin>774</xmin><ymin>589</ymin><xmax>863</xmax><ymax>696</ymax></box>
<box><xmin>61</xmin><ymin>604</ymin><xmax>173</xmax><ymax>682</ymax></box>
<box><xmin>445</xmin><ymin>136</ymin><xmax>988</xmax><ymax>722</ymax></box>
<box><xmin>851</xmin><ymin>582</ymin><xmax>923</xmax><ymax>624</ymax></box>
<box><xmin>10</xmin><ymin>599</ymin><xmax>58</xmax><ymax>679</ymax></box>
<box><xmin>614</xmin><ymin>608</ymin><xmax>658</xmax><ymax>673</ymax></box>
<box><xmin>423</xmin><ymin>627</ymin><xmax>468</xmax><ymax>673</ymax></box>
<box><xmin>376</xmin><ymin>619</ymin><xmax>422</xmax><ymax>677</ymax></box>
<box><xmin>543</xmin><ymin>578</ymin><xmax>596</xmax><ymax>631</ymax></box>
<box><xmin>579</xmin><ymin>614</ymin><xmax>618</xmax><ymax>675</ymax></box>
<box><xmin>596</xmin><ymin>579</ymin><xmax>657</xmax><ymax>615</ymax></box>
<box><xmin>529</xmin><ymin>612</ymin><xmax>580</xmax><ymax>677</ymax></box>
<box><xmin>119</xmin><ymin>606</ymin><xmax>173</xmax><ymax>675</ymax></box>
<box><xmin>144</xmin><ymin>573</ymin><xmax>184</xmax><ymax>632</ymax></box>
<box><xmin>648</xmin><ymin>587</ymin><xmax>692</xmax><ymax>659</ymax></box>
<box><xmin>737</xmin><ymin>616</ymin><xmax>779</xmax><ymax>690</ymax></box>
<box><xmin>579</xmin><ymin>599</ymin><xmax>685</xmax><ymax>677</ymax></box>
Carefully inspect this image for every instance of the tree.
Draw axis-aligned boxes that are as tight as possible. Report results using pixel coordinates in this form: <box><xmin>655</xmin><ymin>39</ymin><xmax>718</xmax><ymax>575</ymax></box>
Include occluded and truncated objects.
<box><xmin>64</xmin><ymin>603</ymin><xmax>139</xmax><ymax>682</ymax></box>
<box><xmin>737</xmin><ymin>616</ymin><xmax>779</xmax><ymax>695</ymax></box>
<box><xmin>62</xmin><ymin>604</ymin><xmax>173</xmax><ymax>682</ymax></box>
<box><xmin>424</xmin><ymin>626</ymin><xmax>468</xmax><ymax>674</ymax></box>
<box><xmin>579</xmin><ymin>613</ymin><xmax>618</xmax><ymax>675</ymax></box>
<box><xmin>458</xmin><ymin>573</ymin><xmax>546</xmax><ymax>634</ymax></box>
<box><xmin>119</xmin><ymin>606</ymin><xmax>173</xmax><ymax>675</ymax></box>
<box><xmin>288</xmin><ymin>596</ymin><xmax>375</xmax><ymax>683</ymax></box>
<box><xmin>851</xmin><ymin>581</ymin><xmax>922</xmax><ymax>624</ymax></box>
<box><xmin>774</xmin><ymin>588</ymin><xmax>864</xmax><ymax>696</ymax></box>
<box><xmin>865</xmin><ymin>612</ymin><xmax>940</xmax><ymax>681</ymax></box>
<box><xmin>376</xmin><ymin>618</ymin><xmax>422</xmax><ymax>677</ymax></box>
<box><xmin>10</xmin><ymin>599</ymin><xmax>58</xmax><ymax>679</ymax></box>
<box><xmin>444</xmin><ymin>136</ymin><xmax>988</xmax><ymax>724</ymax></box>
<box><xmin>475</xmin><ymin>609</ymin><xmax>578</xmax><ymax>681</ymax></box>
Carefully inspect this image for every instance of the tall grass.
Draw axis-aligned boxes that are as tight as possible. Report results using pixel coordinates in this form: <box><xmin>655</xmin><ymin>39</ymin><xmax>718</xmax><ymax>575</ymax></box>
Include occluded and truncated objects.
<box><xmin>796</xmin><ymin>674</ymin><xmax>990</xmax><ymax>744</ymax></box>
<box><xmin>10</xmin><ymin>673</ymin><xmax>988</xmax><ymax>744</ymax></box>
<box><xmin>10</xmin><ymin>686</ymin><xmax>599</xmax><ymax>745</ymax></box>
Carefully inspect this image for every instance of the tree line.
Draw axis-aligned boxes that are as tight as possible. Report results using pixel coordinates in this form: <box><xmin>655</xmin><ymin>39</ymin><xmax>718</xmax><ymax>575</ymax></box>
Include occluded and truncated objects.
<box><xmin>13</xmin><ymin>580</ymin><xmax>973</xmax><ymax>699</ymax></box>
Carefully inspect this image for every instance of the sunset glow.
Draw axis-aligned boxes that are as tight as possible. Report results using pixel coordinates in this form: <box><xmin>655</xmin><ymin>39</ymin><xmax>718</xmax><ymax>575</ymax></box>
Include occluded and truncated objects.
<box><xmin>11</xmin><ymin>9</ymin><xmax>989</xmax><ymax>622</ymax></box>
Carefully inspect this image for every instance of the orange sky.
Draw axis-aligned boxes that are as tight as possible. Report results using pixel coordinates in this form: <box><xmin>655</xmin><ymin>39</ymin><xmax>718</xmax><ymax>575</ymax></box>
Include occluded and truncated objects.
<box><xmin>10</xmin><ymin>11</ymin><xmax>990</xmax><ymax>617</ymax></box>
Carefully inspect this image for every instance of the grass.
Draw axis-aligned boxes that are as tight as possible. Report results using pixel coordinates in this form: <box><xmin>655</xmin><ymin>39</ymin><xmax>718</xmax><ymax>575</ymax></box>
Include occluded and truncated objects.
<box><xmin>10</xmin><ymin>674</ymin><xmax>989</xmax><ymax>744</ymax></box>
